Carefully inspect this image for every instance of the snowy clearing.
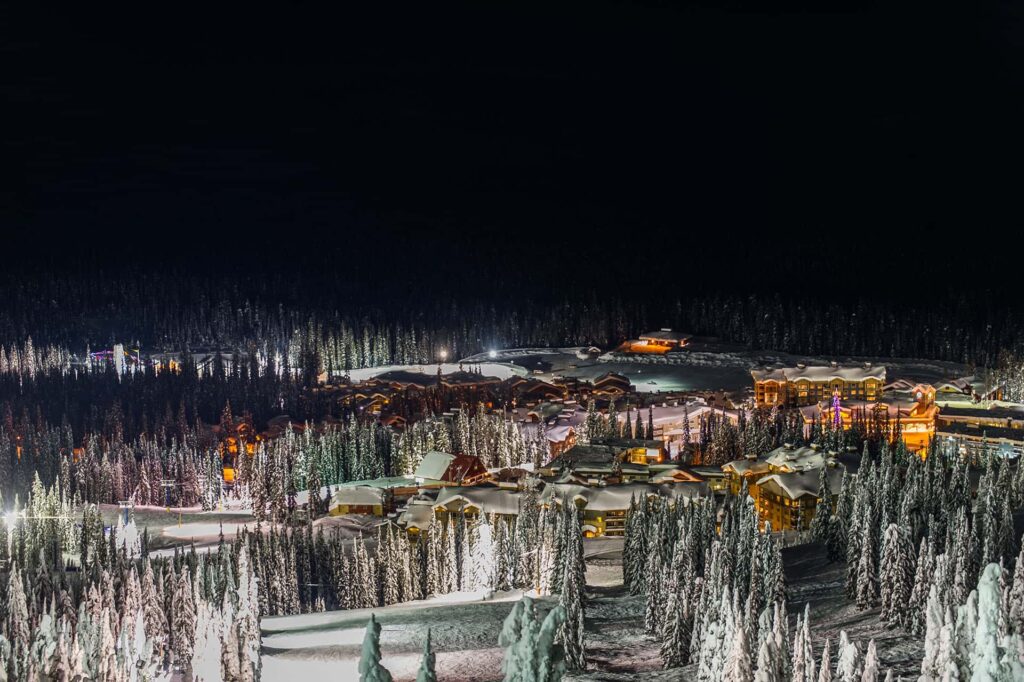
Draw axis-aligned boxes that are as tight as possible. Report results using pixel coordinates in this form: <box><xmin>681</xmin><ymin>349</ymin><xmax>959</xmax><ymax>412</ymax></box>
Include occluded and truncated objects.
<box><xmin>336</xmin><ymin>362</ymin><xmax>527</xmax><ymax>382</ymax></box>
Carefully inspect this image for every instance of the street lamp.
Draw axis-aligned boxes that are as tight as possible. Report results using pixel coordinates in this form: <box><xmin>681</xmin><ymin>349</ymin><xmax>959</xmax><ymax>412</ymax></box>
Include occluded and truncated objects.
<box><xmin>439</xmin><ymin>349</ymin><xmax>448</xmax><ymax>364</ymax></box>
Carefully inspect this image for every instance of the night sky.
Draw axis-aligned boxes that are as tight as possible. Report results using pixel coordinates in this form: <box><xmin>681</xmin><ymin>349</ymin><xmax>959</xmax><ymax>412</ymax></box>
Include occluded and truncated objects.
<box><xmin>3</xmin><ymin>0</ymin><xmax>1021</xmax><ymax>296</ymax></box>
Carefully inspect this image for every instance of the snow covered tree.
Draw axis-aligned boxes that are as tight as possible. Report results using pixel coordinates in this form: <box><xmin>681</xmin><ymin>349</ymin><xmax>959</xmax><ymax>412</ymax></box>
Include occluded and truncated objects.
<box><xmin>754</xmin><ymin>613</ymin><xmax>782</xmax><ymax>682</ymax></box>
<box><xmin>723</xmin><ymin>622</ymin><xmax>754</xmax><ymax>682</ymax></box>
<box><xmin>859</xmin><ymin>639</ymin><xmax>879</xmax><ymax>682</ymax></box>
<box><xmin>835</xmin><ymin>631</ymin><xmax>860</xmax><ymax>682</ymax></box>
<box><xmin>359</xmin><ymin>614</ymin><xmax>393</xmax><ymax>682</ymax></box>
<box><xmin>817</xmin><ymin>638</ymin><xmax>832</xmax><ymax>682</ymax></box>
<box><xmin>415</xmin><ymin>629</ymin><xmax>437</xmax><ymax>682</ymax></box>
<box><xmin>499</xmin><ymin>597</ymin><xmax>566</xmax><ymax>682</ymax></box>
<box><xmin>809</xmin><ymin>465</ymin><xmax>832</xmax><ymax>542</ymax></box>
<box><xmin>791</xmin><ymin>604</ymin><xmax>815</xmax><ymax>682</ymax></box>
<box><xmin>172</xmin><ymin>566</ymin><xmax>197</xmax><ymax>670</ymax></box>
<box><xmin>855</xmin><ymin>512</ymin><xmax>879</xmax><ymax>610</ymax></box>
<box><xmin>191</xmin><ymin>598</ymin><xmax>222</xmax><ymax>681</ymax></box>
<box><xmin>879</xmin><ymin>524</ymin><xmax>914</xmax><ymax>626</ymax></box>
<box><xmin>968</xmin><ymin>563</ymin><xmax>1024</xmax><ymax>681</ymax></box>
<box><xmin>560</xmin><ymin>505</ymin><xmax>586</xmax><ymax>671</ymax></box>
<box><xmin>5</xmin><ymin>568</ymin><xmax>29</xmax><ymax>653</ymax></box>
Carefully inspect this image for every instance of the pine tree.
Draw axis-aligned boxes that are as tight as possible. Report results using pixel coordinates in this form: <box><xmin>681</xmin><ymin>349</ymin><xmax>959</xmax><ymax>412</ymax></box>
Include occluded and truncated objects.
<box><xmin>969</xmin><ymin>563</ymin><xmax>1024</xmax><ymax>681</ymax></box>
<box><xmin>6</xmin><ymin>568</ymin><xmax>29</xmax><ymax>652</ymax></box>
<box><xmin>817</xmin><ymin>638</ymin><xmax>832</xmax><ymax>682</ymax></box>
<box><xmin>809</xmin><ymin>465</ymin><xmax>832</xmax><ymax>542</ymax></box>
<box><xmin>560</xmin><ymin>504</ymin><xmax>587</xmax><ymax>671</ymax></box>
<box><xmin>835</xmin><ymin>631</ymin><xmax>860</xmax><ymax>682</ymax></box>
<box><xmin>907</xmin><ymin>537</ymin><xmax>934</xmax><ymax>635</ymax></box>
<box><xmin>359</xmin><ymin>614</ymin><xmax>393</xmax><ymax>682</ymax></box>
<box><xmin>790</xmin><ymin>604</ymin><xmax>815</xmax><ymax>682</ymax></box>
<box><xmin>722</xmin><ymin>622</ymin><xmax>754</xmax><ymax>682</ymax></box>
<box><xmin>172</xmin><ymin>566</ymin><xmax>197</xmax><ymax>669</ymax></box>
<box><xmin>859</xmin><ymin>640</ymin><xmax>879</xmax><ymax>682</ymax></box>
<box><xmin>1009</xmin><ymin>532</ymin><xmax>1024</xmax><ymax>633</ymax></box>
<box><xmin>415</xmin><ymin>629</ymin><xmax>437</xmax><ymax>682</ymax></box>
<box><xmin>879</xmin><ymin>524</ymin><xmax>914</xmax><ymax>625</ymax></box>
<box><xmin>754</xmin><ymin>620</ymin><xmax>782</xmax><ymax>682</ymax></box>
<box><xmin>855</xmin><ymin>508</ymin><xmax>879</xmax><ymax>610</ymax></box>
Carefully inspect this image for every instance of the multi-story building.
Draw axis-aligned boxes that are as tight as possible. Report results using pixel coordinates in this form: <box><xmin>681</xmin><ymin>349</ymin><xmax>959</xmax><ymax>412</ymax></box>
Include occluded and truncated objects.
<box><xmin>751</xmin><ymin>363</ymin><xmax>886</xmax><ymax>407</ymax></box>
<box><xmin>722</xmin><ymin>444</ymin><xmax>843</xmax><ymax>532</ymax></box>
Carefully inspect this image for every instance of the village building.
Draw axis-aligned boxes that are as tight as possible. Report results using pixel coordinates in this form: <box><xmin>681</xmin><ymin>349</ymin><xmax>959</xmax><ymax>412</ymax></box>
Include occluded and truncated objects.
<box><xmin>432</xmin><ymin>486</ymin><xmax>521</xmax><ymax>521</ymax></box>
<box><xmin>413</xmin><ymin>451</ymin><xmax>491</xmax><ymax>487</ymax></box>
<box><xmin>539</xmin><ymin>436</ymin><xmax>668</xmax><ymax>485</ymax></box>
<box><xmin>623</xmin><ymin>401</ymin><xmax>739</xmax><ymax>458</ymax></box>
<box><xmin>648</xmin><ymin>464</ymin><xmax>706</xmax><ymax>485</ymax></box>
<box><xmin>328</xmin><ymin>486</ymin><xmax>386</xmax><ymax>516</ymax></box>
<box><xmin>723</xmin><ymin>443</ymin><xmax>845</xmax><ymax>531</ymax></box>
<box><xmin>397</xmin><ymin>493</ymin><xmax>439</xmax><ymax>533</ymax></box>
<box><xmin>540</xmin><ymin>480</ymin><xmax>710</xmax><ymax>537</ymax></box>
<box><xmin>590</xmin><ymin>372</ymin><xmax>633</xmax><ymax>397</ymax></box>
<box><xmin>539</xmin><ymin>443</ymin><xmax>649</xmax><ymax>485</ymax></box>
<box><xmin>751</xmin><ymin>363</ymin><xmax>886</xmax><ymax>408</ymax></box>
<box><xmin>935</xmin><ymin>402</ymin><xmax>1024</xmax><ymax>458</ymax></box>
<box><xmin>504</xmin><ymin>376</ymin><xmax>566</xmax><ymax>402</ymax></box>
<box><xmin>798</xmin><ymin>390</ymin><xmax>939</xmax><ymax>453</ymax></box>
<box><xmin>513</xmin><ymin>401</ymin><xmax>586</xmax><ymax>458</ymax></box>
<box><xmin>755</xmin><ymin>466</ymin><xmax>844</xmax><ymax>532</ymax></box>
<box><xmin>615</xmin><ymin>329</ymin><xmax>693</xmax><ymax>354</ymax></box>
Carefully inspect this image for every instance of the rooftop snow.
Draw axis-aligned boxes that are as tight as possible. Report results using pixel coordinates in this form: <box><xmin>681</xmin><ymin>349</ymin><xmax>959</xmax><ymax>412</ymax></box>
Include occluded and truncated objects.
<box><xmin>751</xmin><ymin>365</ymin><xmax>886</xmax><ymax>383</ymax></box>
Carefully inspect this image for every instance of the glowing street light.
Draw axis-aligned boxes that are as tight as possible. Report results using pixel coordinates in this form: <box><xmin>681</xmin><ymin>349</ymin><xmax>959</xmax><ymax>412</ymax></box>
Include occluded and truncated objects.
<box><xmin>439</xmin><ymin>349</ymin><xmax>448</xmax><ymax>363</ymax></box>
<box><xmin>488</xmin><ymin>349</ymin><xmax>497</xmax><ymax>359</ymax></box>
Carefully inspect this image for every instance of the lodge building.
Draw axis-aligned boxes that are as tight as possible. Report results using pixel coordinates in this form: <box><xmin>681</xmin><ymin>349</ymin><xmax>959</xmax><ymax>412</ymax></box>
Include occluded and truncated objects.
<box><xmin>751</xmin><ymin>364</ymin><xmax>886</xmax><ymax>408</ymax></box>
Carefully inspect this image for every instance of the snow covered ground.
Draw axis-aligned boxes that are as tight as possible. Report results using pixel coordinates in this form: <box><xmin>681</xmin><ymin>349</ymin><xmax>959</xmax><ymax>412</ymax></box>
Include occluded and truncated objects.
<box><xmin>463</xmin><ymin>342</ymin><xmax>970</xmax><ymax>396</ymax></box>
<box><xmin>261</xmin><ymin>589</ymin><xmax>537</xmax><ymax>681</ymax></box>
<box><xmin>337</xmin><ymin>362</ymin><xmax>527</xmax><ymax>382</ymax></box>
<box><xmin>257</xmin><ymin>537</ymin><xmax>924</xmax><ymax>681</ymax></box>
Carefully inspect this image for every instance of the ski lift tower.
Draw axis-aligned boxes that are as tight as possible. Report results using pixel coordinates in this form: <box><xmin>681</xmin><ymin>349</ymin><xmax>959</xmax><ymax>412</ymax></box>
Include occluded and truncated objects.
<box><xmin>117</xmin><ymin>500</ymin><xmax>133</xmax><ymax>525</ymax></box>
<box><xmin>159</xmin><ymin>478</ymin><xmax>184</xmax><ymax>526</ymax></box>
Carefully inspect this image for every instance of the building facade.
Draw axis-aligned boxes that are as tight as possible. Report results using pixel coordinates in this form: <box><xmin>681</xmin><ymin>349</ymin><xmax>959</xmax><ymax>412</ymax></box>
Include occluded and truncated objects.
<box><xmin>752</xmin><ymin>364</ymin><xmax>886</xmax><ymax>408</ymax></box>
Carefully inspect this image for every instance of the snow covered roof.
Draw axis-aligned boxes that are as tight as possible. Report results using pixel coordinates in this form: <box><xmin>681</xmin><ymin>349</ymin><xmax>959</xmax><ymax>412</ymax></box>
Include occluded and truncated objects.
<box><xmin>330</xmin><ymin>486</ymin><xmax>384</xmax><ymax>508</ymax></box>
<box><xmin>398</xmin><ymin>496</ymin><xmax>437</xmax><ymax>530</ymax></box>
<box><xmin>638</xmin><ymin>330</ymin><xmax>691</xmax><ymax>343</ymax></box>
<box><xmin>414</xmin><ymin>451</ymin><xmax>456</xmax><ymax>481</ymax></box>
<box><xmin>291</xmin><ymin>485</ymin><xmax>332</xmax><ymax>506</ymax></box>
<box><xmin>758</xmin><ymin>467</ymin><xmax>844</xmax><ymax>501</ymax></box>
<box><xmin>540</xmin><ymin>481</ymin><xmax>709</xmax><ymax>512</ymax></box>
<box><xmin>751</xmin><ymin>365</ymin><xmax>886</xmax><ymax>383</ymax></box>
<box><xmin>763</xmin><ymin>445</ymin><xmax>828</xmax><ymax>472</ymax></box>
<box><xmin>434</xmin><ymin>486</ymin><xmax>521</xmax><ymax>515</ymax></box>
<box><xmin>656</xmin><ymin>482</ymin><xmax>712</xmax><ymax>503</ymax></box>
<box><xmin>545</xmin><ymin>424</ymin><xmax>576</xmax><ymax>443</ymax></box>
<box><xmin>722</xmin><ymin>459</ymin><xmax>772</xmax><ymax>476</ymax></box>
<box><xmin>650</xmin><ymin>468</ymin><xmax>694</xmax><ymax>483</ymax></box>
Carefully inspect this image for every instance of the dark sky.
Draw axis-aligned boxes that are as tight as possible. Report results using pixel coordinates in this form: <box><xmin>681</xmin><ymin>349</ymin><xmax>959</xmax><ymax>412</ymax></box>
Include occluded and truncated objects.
<box><xmin>2</xmin><ymin>0</ymin><xmax>1022</xmax><ymax>295</ymax></box>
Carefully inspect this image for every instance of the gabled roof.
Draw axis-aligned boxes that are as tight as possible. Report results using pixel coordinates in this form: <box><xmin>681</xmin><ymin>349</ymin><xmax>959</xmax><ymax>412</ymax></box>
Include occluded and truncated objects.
<box><xmin>434</xmin><ymin>486</ymin><xmax>521</xmax><ymax>515</ymax></box>
<box><xmin>541</xmin><ymin>481</ymin><xmax>711</xmax><ymax>511</ymax></box>
<box><xmin>722</xmin><ymin>459</ymin><xmax>772</xmax><ymax>476</ymax></box>
<box><xmin>638</xmin><ymin>329</ymin><xmax>692</xmax><ymax>343</ymax></box>
<box><xmin>593</xmin><ymin>372</ymin><xmax>631</xmax><ymax>387</ymax></box>
<box><xmin>763</xmin><ymin>444</ymin><xmax>827</xmax><ymax>472</ymax></box>
<box><xmin>752</xmin><ymin>365</ymin><xmax>886</xmax><ymax>383</ymax></box>
<box><xmin>758</xmin><ymin>466</ymin><xmax>844</xmax><ymax>501</ymax></box>
<box><xmin>414</xmin><ymin>451</ymin><xmax>456</xmax><ymax>480</ymax></box>
<box><xmin>330</xmin><ymin>486</ymin><xmax>384</xmax><ymax>507</ymax></box>
<box><xmin>414</xmin><ymin>451</ymin><xmax>489</xmax><ymax>483</ymax></box>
